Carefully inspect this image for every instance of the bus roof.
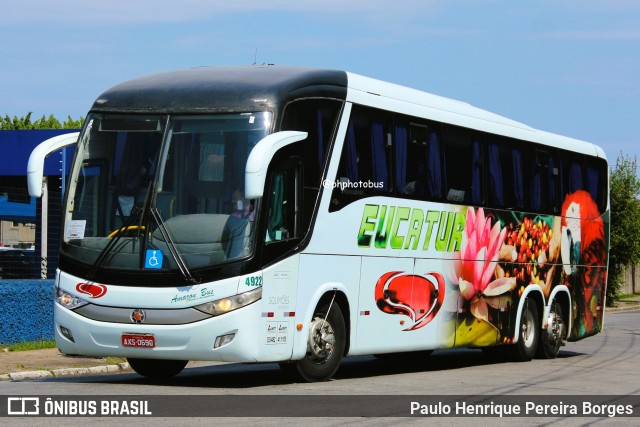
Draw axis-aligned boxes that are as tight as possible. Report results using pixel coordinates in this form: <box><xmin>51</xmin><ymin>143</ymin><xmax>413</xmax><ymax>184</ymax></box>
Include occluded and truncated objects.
<box><xmin>90</xmin><ymin>65</ymin><xmax>605</xmax><ymax>160</ymax></box>
<box><xmin>345</xmin><ymin>72</ymin><xmax>606</xmax><ymax>160</ymax></box>
<box><xmin>91</xmin><ymin>66</ymin><xmax>348</xmax><ymax>114</ymax></box>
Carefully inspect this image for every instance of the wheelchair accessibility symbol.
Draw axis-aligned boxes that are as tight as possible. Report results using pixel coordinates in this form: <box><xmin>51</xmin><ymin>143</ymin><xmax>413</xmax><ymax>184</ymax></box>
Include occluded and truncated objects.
<box><xmin>145</xmin><ymin>250</ymin><xmax>163</xmax><ymax>269</ymax></box>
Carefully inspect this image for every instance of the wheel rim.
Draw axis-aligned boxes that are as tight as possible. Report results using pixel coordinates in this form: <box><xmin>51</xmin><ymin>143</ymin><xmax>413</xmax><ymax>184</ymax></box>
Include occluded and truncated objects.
<box><xmin>522</xmin><ymin>308</ymin><xmax>535</xmax><ymax>348</ymax></box>
<box><xmin>307</xmin><ymin>316</ymin><xmax>336</xmax><ymax>364</ymax></box>
<box><xmin>546</xmin><ymin>304</ymin><xmax>564</xmax><ymax>346</ymax></box>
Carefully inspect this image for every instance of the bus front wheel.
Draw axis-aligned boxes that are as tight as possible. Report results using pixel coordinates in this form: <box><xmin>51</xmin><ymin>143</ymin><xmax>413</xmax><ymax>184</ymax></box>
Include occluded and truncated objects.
<box><xmin>127</xmin><ymin>358</ymin><xmax>188</xmax><ymax>379</ymax></box>
<box><xmin>296</xmin><ymin>301</ymin><xmax>346</xmax><ymax>382</ymax></box>
<box><xmin>508</xmin><ymin>298</ymin><xmax>539</xmax><ymax>362</ymax></box>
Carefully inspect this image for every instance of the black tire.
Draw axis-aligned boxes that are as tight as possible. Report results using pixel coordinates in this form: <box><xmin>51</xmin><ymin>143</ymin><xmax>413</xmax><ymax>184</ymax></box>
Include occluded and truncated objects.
<box><xmin>536</xmin><ymin>301</ymin><xmax>564</xmax><ymax>359</ymax></box>
<box><xmin>127</xmin><ymin>358</ymin><xmax>188</xmax><ymax>379</ymax></box>
<box><xmin>507</xmin><ymin>298</ymin><xmax>539</xmax><ymax>362</ymax></box>
<box><xmin>295</xmin><ymin>301</ymin><xmax>346</xmax><ymax>382</ymax></box>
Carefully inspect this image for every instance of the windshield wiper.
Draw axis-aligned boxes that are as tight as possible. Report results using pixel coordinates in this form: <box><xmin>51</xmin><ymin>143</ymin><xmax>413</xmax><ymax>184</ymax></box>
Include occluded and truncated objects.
<box><xmin>149</xmin><ymin>207</ymin><xmax>199</xmax><ymax>285</ymax></box>
<box><xmin>86</xmin><ymin>205</ymin><xmax>145</xmax><ymax>281</ymax></box>
<box><xmin>87</xmin><ymin>200</ymin><xmax>199</xmax><ymax>285</ymax></box>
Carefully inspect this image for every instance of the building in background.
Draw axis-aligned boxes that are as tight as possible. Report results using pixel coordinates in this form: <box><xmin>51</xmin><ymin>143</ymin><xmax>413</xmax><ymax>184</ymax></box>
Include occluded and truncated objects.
<box><xmin>0</xmin><ymin>130</ymin><xmax>76</xmax><ymax>277</ymax></box>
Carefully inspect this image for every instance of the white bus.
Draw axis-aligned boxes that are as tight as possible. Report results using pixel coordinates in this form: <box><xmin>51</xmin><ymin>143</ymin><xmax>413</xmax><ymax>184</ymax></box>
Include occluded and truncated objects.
<box><xmin>28</xmin><ymin>66</ymin><xmax>609</xmax><ymax>381</ymax></box>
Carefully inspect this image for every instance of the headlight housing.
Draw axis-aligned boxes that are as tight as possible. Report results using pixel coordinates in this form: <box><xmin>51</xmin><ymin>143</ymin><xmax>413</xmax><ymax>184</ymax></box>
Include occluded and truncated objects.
<box><xmin>195</xmin><ymin>287</ymin><xmax>262</xmax><ymax>316</ymax></box>
<box><xmin>56</xmin><ymin>287</ymin><xmax>89</xmax><ymax>310</ymax></box>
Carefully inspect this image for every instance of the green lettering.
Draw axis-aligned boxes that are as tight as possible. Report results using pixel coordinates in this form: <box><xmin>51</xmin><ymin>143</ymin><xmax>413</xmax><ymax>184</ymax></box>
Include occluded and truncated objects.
<box><xmin>422</xmin><ymin>210</ymin><xmax>440</xmax><ymax>251</ymax></box>
<box><xmin>390</xmin><ymin>207</ymin><xmax>410</xmax><ymax>249</ymax></box>
<box><xmin>404</xmin><ymin>208</ymin><xmax>424</xmax><ymax>250</ymax></box>
<box><xmin>448</xmin><ymin>212</ymin><xmax>465</xmax><ymax>252</ymax></box>
<box><xmin>435</xmin><ymin>212</ymin><xmax>454</xmax><ymax>252</ymax></box>
<box><xmin>358</xmin><ymin>204</ymin><xmax>379</xmax><ymax>247</ymax></box>
<box><xmin>375</xmin><ymin>206</ymin><xmax>395</xmax><ymax>248</ymax></box>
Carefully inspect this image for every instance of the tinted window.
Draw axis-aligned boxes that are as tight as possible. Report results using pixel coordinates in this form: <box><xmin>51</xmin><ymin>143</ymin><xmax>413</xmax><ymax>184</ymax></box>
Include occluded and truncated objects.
<box><xmin>331</xmin><ymin>106</ymin><xmax>392</xmax><ymax>210</ymax></box>
<box><xmin>442</xmin><ymin>126</ymin><xmax>478</xmax><ymax>204</ymax></box>
<box><xmin>281</xmin><ymin>98</ymin><xmax>343</xmax><ymax>188</ymax></box>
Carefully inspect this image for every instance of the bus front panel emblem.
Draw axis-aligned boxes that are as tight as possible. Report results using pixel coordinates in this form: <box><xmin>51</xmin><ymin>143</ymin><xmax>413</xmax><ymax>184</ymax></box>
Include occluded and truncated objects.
<box><xmin>131</xmin><ymin>309</ymin><xmax>146</xmax><ymax>324</ymax></box>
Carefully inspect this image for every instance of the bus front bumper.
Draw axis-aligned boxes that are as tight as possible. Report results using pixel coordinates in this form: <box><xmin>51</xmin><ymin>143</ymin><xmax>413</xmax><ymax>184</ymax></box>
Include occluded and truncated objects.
<box><xmin>53</xmin><ymin>301</ymin><xmax>264</xmax><ymax>363</ymax></box>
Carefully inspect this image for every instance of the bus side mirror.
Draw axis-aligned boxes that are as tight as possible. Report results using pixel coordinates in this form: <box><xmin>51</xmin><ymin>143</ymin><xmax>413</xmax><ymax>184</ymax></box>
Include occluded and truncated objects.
<box><xmin>245</xmin><ymin>131</ymin><xmax>307</xmax><ymax>199</ymax></box>
<box><xmin>27</xmin><ymin>132</ymin><xmax>80</xmax><ymax>198</ymax></box>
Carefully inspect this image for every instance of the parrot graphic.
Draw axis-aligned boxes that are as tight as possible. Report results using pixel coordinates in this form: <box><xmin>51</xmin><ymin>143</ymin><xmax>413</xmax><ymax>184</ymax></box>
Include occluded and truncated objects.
<box><xmin>560</xmin><ymin>190</ymin><xmax>606</xmax><ymax>337</ymax></box>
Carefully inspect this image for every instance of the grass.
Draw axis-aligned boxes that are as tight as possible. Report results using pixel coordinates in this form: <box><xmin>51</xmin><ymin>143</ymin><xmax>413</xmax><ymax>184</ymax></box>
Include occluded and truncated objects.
<box><xmin>618</xmin><ymin>293</ymin><xmax>640</xmax><ymax>300</ymax></box>
<box><xmin>1</xmin><ymin>340</ymin><xmax>124</xmax><ymax>364</ymax></box>
<box><xmin>104</xmin><ymin>356</ymin><xmax>126</xmax><ymax>365</ymax></box>
<box><xmin>2</xmin><ymin>339</ymin><xmax>56</xmax><ymax>352</ymax></box>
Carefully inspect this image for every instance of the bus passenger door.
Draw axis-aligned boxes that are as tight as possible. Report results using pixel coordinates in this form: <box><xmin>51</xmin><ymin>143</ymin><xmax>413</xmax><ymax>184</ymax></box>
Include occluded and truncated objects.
<box><xmin>258</xmin><ymin>158</ymin><xmax>303</xmax><ymax>360</ymax></box>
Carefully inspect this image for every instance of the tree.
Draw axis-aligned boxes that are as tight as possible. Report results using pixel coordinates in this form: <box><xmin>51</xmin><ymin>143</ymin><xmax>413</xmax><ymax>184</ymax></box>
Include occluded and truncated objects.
<box><xmin>608</xmin><ymin>153</ymin><xmax>640</xmax><ymax>304</ymax></box>
<box><xmin>0</xmin><ymin>113</ymin><xmax>84</xmax><ymax>130</ymax></box>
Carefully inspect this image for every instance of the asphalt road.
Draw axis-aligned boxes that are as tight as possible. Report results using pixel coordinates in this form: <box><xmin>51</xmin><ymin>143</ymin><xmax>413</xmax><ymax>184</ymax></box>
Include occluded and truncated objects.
<box><xmin>1</xmin><ymin>310</ymin><xmax>639</xmax><ymax>426</ymax></box>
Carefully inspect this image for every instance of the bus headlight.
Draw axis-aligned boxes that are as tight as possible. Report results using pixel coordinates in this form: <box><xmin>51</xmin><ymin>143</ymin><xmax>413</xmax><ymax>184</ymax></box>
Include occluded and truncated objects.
<box><xmin>56</xmin><ymin>288</ymin><xmax>89</xmax><ymax>310</ymax></box>
<box><xmin>195</xmin><ymin>287</ymin><xmax>262</xmax><ymax>316</ymax></box>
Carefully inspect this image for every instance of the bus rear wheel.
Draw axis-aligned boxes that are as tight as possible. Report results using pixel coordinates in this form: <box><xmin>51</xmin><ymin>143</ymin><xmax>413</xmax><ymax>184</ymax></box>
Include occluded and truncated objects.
<box><xmin>537</xmin><ymin>300</ymin><xmax>565</xmax><ymax>359</ymax></box>
<box><xmin>127</xmin><ymin>358</ymin><xmax>188</xmax><ymax>379</ymax></box>
<box><xmin>508</xmin><ymin>298</ymin><xmax>539</xmax><ymax>362</ymax></box>
<box><xmin>295</xmin><ymin>301</ymin><xmax>346</xmax><ymax>382</ymax></box>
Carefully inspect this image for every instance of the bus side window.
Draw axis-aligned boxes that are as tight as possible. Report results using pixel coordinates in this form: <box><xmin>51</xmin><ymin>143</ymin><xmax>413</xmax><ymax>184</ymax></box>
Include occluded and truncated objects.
<box><xmin>487</xmin><ymin>142</ymin><xmax>505</xmax><ymax>208</ymax></box>
<box><xmin>531</xmin><ymin>149</ymin><xmax>551</xmax><ymax>213</ymax></box>
<box><xmin>442</xmin><ymin>126</ymin><xmax>477</xmax><ymax>204</ymax></box>
<box><xmin>265</xmin><ymin>167</ymin><xmax>300</xmax><ymax>243</ymax></box>
<box><xmin>586</xmin><ymin>156</ymin><xmax>607</xmax><ymax>212</ymax></box>
<box><xmin>425</xmin><ymin>131</ymin><xmax>442</xmax><ymax>200</ymax></box>
<box><xmin>487</xmin><ymin>139</ymin><xmax>526</xmax><ymax>210</ymax></box>
<box><xmin>560</xmin><ymin>151</ymin><xmax>585</xmax><ymax>198</ymax></box>
<box><xmin>281</xmin><ymin>99</ymin><xmax>343</xmax><ymax>187</ymax></box>
<box><xmin>397</xmin><ymin>121</ymin><xmax>442</xmax><ymax>202</ymax></box>
<box><xmin>330</xmin><ymin>106</ymin><xmax>391</xmax><ymax>211</ymax></box>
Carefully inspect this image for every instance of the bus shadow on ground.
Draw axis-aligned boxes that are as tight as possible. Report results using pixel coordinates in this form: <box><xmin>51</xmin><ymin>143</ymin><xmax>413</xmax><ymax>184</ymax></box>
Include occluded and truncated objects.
<box><xmin>335</xmin><ymin>349</ymin><xmax>583</xmax><ymax>381</ymax></box>
<box><xmin>53</xmin><ymin>348</ymin><xmax>584</xmax><ymax>389</ymax></box>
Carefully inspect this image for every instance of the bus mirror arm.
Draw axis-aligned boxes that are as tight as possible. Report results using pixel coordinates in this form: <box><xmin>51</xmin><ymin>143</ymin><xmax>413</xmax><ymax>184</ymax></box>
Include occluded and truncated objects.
<box><xmin>27</xmin><ymin>132</ymin><xmax>80</xmax><ymax>198</ymax></box>
<box><xmin>244</xmin><ymin>131</ymin><xmax>308</xmax><ymax>199</ymax></box>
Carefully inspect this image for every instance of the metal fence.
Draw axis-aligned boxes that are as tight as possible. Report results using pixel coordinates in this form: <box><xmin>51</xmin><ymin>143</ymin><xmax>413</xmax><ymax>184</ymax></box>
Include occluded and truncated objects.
<box><xmin>0</xmin><ymin>184</ymin><xmax>63</xmax><ymax>279</ymax></box>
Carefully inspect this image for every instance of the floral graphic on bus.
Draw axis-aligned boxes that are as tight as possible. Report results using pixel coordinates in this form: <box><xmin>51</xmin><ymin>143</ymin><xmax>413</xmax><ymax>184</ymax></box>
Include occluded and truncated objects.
<box><xmin>452</xmin><ymin>207</ymin><xmax>516</xmax><ymax>329</ymax></box>
<box><xmin>375</xmin><ymin>271</ymin><xmax>445</xmax><ymax>331</ymax></box>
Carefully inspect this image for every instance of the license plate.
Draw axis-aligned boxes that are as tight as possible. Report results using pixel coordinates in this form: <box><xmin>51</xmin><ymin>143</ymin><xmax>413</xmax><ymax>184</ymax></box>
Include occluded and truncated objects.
<box><xmin>122</xmin><ymin>333</ymin><xmax>155</xmax><ymax>348</ymax></box>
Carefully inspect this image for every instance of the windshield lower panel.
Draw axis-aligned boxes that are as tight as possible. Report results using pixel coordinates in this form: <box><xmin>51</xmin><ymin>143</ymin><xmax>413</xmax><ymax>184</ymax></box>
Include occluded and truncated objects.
<box><xmin>62</xmin><ymin>113</ymin><xmax>271</xmax><ymax>279</ymax></box>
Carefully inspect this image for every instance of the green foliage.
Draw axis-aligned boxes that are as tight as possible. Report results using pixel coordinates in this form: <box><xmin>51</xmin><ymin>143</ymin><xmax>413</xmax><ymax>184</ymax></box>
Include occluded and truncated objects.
<box><xmin>2</xmin><ymin>339</ymin><xmax>56</xmax><ymax>352</ymax></box>
<box><xmin>0</xmin><ymin>112</ymin><xmax>84</xmax><ymax>130</ymax></box>
<box><xmin>608</xmin><ymin>153</ymin><xmax>640</xmax><ymax>304</ymax></box>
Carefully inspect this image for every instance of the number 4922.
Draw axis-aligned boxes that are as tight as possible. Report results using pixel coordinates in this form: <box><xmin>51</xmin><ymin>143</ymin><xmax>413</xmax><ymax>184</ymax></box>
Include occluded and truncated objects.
<box><xmin>245</xmin><ymin>275</ymin><xmax>262</xmax><ymax>287</ymax></box>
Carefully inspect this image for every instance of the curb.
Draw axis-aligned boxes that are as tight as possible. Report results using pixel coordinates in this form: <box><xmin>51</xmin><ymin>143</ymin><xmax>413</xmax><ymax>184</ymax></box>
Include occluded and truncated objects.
<box><xmin>0</xmin><ymin>362</ymin><xmax>130</xmax><ymax>381</ymax></box>
<box><xmin>606</xmin><ymin>304</ymin><xmax>640</xmax><ymax>313</ymax></box>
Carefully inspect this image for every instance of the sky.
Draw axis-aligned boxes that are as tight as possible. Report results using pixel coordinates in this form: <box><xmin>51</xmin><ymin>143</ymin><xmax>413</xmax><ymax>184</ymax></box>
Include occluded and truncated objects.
<box><xmin>1</xmin><ymin>0</ymin><xmax>638</xmax><ymax>167</ymax></box>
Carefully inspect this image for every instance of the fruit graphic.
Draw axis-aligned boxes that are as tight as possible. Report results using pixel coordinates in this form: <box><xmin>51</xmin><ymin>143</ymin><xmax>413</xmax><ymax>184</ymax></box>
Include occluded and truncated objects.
<box><xmin>503</xmin><ymin>217</ymin><xmax>553</xmax><ymax>286</ymax></box>
<box><xmin>375</xmin><ymin>271</ymin><xmax>445</xmax><ymax>331</ymax></box>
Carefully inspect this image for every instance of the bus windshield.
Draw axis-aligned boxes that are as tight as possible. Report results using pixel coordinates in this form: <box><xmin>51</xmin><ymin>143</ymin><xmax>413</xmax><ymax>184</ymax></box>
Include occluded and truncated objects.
<box><xmin>62</xmin><ymin>112</ymin><xmax>272</xmax><ymax>274</ymax></box>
